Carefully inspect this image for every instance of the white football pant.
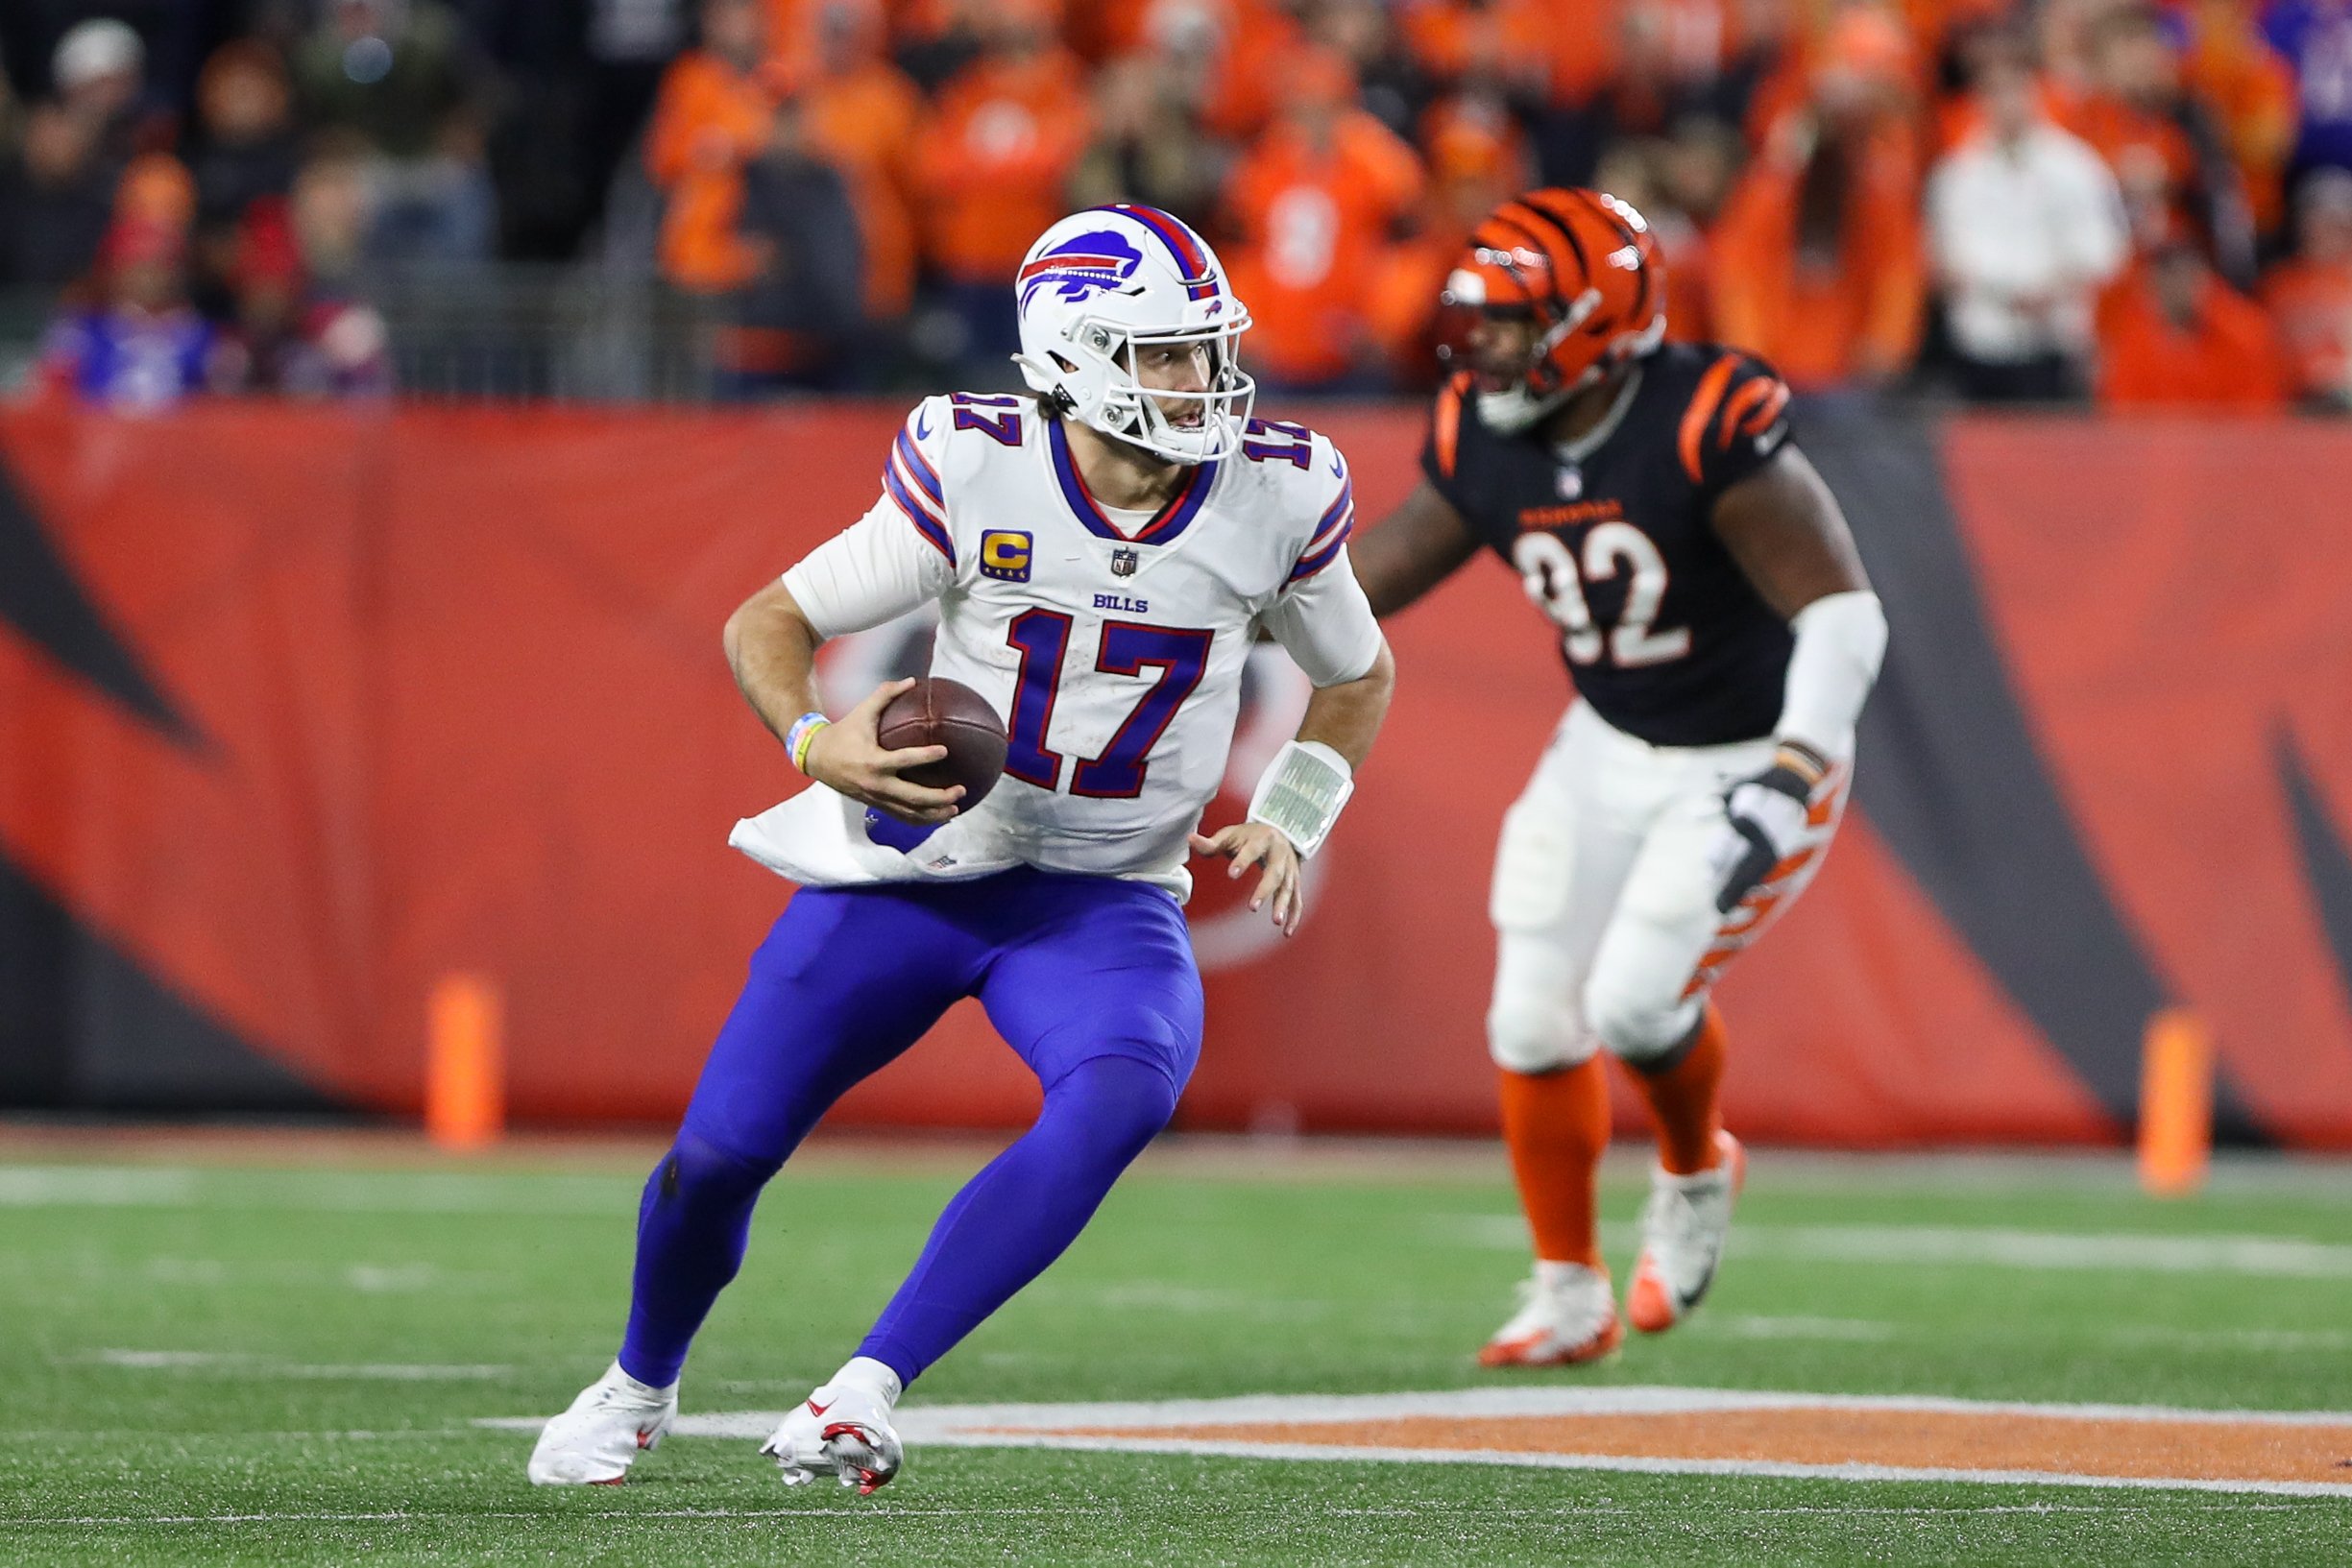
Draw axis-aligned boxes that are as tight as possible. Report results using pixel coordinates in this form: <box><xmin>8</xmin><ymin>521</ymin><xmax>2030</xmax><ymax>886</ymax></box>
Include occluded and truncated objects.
<box><xmin>1486</xmin><ymin>701</ymin><xmax>1847</xmax><ymax>1073</ymax></box>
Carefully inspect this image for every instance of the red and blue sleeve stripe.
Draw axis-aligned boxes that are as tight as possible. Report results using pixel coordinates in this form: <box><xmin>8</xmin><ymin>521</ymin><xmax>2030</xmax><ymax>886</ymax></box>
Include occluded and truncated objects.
<box><xmin>892</xmin><ymin>423</ymin><xmax>942</xmax><ymax>509</ymax></box>
<box><xmin>1289</xmin><ymin>475</ymin><xmax>1355</xmax><ymax>584</ymax></box>
<box><xmin>1288</xmin><ymin>516</ymin><xmax>1353</xmax><ymax>584</ymax></box>
<box><xmin>882</xmin><ymin>436</ymin><xmax>953</xmax><ymax>565</ymax></box>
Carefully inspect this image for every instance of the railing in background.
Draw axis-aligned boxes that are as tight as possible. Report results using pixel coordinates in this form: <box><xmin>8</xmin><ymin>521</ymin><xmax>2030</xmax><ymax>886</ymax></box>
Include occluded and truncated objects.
<box><xmin>0</xmin><ymin>265</ymin><xmax>723</xmax><ymax>403</ymax></box>
<box><xmin>368</xmin><ymin>263</ymin><xmax>719</xmax><ymax>402</ymax></box>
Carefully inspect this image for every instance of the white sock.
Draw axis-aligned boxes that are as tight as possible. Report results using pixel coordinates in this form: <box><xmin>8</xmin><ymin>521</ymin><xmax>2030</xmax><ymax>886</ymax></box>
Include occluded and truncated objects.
<box><xmin>831</xmin><ymin>1355</ymin><xmax>904</xmax><ymax>1408</ymax></box>
<box><xmin>1534</xmin><ymin>1259</ymin><xmax>1599</xmax><ymax>1291</ymax></box>
<box><xmin>606</xmin><ymin>1359</ymin><xmax>676</xmax><ymax>1398</ymax></box>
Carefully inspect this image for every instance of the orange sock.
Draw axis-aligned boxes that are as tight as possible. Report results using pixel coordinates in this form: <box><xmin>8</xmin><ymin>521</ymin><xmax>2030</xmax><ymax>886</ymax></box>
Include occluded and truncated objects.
<box><xmin>1636</xmin><ymin>1005</ymin><xmax>1728</xmax><ymax>1175</ymax></box>
<box><xmin>1497</xmin><ymin>1057</ymin><xmax>1610</xmax><ymax>1267</ymax></box>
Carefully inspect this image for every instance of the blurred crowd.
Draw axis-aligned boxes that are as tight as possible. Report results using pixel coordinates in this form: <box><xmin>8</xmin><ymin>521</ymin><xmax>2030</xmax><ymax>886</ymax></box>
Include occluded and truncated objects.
<box><xmin>2</xmin><ymin>0</ymin><xmax>2347</xmax><ymax>410</ymax></box>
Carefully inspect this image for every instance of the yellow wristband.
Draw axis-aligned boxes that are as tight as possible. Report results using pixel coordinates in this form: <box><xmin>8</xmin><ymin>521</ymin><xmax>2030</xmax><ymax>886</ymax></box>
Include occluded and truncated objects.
<box><xmin>786</xmin><ymin>712</ymin><xmax>831</xmax><ymax>774</ymax></box>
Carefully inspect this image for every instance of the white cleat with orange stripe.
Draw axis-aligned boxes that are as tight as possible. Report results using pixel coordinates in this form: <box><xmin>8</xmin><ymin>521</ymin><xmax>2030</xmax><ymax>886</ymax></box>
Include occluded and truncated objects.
<box><xmin>1627</xmin><ymin>1130</ymin><xmax>1747</xmax><ymax>1334</ymax></box>
<box><xmin>526</xmin><ymin>1361</ymin><xmax>677</xmax><ymax>1485</ymax></box>
<box><xmin>1477</xmin><ymin>1262</ymin><xmax>1623</xmax><ymax>1367</ymax></box>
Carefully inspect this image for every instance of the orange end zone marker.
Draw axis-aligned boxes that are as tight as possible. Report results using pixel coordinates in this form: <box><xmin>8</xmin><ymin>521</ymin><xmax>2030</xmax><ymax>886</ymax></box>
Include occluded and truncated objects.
<box><xmin>426</xmin><ymin>973</ymin><xmax>504</xmax><ymax>1150</ymax></box>
<box><xmin>2138</xmin><ymin>1007</ymin><xmax>2212</xmax><ymax>1197</ymax></box>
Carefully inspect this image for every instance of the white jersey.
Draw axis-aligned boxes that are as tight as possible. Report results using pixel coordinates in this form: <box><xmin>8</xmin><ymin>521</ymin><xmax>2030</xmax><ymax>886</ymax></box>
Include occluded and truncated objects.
<box><xmin>730</xmin><ymin>393</ymin><xmax>1384</xmax><ymax>900</ymax></box>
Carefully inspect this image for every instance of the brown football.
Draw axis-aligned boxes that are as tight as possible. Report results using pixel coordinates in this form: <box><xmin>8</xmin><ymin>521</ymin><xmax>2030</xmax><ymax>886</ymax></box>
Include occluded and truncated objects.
<box><xmin>875</xmin><ymin>677</ymin><xmax>1009</xmax><ymax>808</ymax></box>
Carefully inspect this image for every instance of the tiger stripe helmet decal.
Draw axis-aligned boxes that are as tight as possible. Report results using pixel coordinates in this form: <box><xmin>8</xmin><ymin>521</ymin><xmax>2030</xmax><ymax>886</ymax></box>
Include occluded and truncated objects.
<box><xmin>1443</xmin><ymin>187</ymin><xmax>1670</xmax><ymax>401</ymax></box>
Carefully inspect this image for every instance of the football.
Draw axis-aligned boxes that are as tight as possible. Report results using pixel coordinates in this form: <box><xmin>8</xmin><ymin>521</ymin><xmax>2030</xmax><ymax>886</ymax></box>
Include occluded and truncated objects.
<box><xmin>876</xmin><ymin>676</ymin><xmax>1008</xmax><ymax>808</ymax></box>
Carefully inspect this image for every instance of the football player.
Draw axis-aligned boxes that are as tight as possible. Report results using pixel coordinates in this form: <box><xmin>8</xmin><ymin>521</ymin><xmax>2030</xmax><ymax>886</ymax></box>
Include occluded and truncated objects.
<box><xmin>1350</xmin><ymin>188</ymin><xmax>1886</xmax><ymax>1365</ymax></box>
<box><xmin>529</xmin><ymin>205</ymin><xmax>1393</xmax><ymax>1490</ymax></box>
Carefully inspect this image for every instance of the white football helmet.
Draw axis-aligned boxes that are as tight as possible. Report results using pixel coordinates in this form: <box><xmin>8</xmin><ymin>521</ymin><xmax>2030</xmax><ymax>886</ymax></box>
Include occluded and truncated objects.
<box><xmin>1012</xmin><ymin>205</ymin><xmax>1254</xmax><ymax>465</ymax></box>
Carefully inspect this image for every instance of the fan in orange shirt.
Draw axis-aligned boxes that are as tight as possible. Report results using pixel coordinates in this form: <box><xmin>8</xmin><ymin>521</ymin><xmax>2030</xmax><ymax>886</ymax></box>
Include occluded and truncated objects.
<box><xmin>1741</xmin><ymin>0</ymin><xmax>1929</xmax><ymax>155</ymax></box>
<box><xmin>1200</xmin><ymin>0</ymin><xmax>1311</xmax><ymax>141</ymax></box>
<box><xmin>2061</xmin><ymin>3</ymin><xmax>2249</xmax><ymax>272</ymax></box>
<box><xmin>1366</xmin><ymin>95</ymin><xmax>1528</xmax><ymax>387</ymax></box>
<box><xmin>801</xmin><ymin>0</ymin><xmax>926</xmax><ymax>323</ymax></box>
<box><xmin>2260</xmin><ymin>171</ymin><xmax>2352</xmax><ymax>407</ymax></box>
<box><xmin>2098</xmin><ymin>239</ymin><xmax>2288</xmax><ymax>405</ymax></box>
<box><xmin>644</xmin><ymin>0</ymin><xmax>790</xmax><ymax>293</ymax></box>
<box><xmin>1400</xmin><ymin>0</ymin><xmax>1597</xmax><ymax>106</ymax></box>
<box><xmin>1221</xmin><ymin>47</ymin><xmax>1425</xmax><ymax>390</ymax></box>
<box><xmin>1592</xmin><ymin>134</ymin><xmax>1722</xmax><ymax>346</ymax></box>
<box><xmin>1065</xmin><ymin>0</ymin><xmax>1302</xmax><ymax>139</ymax></box>
<box><xmin>2173</xmin><ymin>0</ymin><xmax>2298</xmax><ymax>238</ymax></box>
<box><xmin>1069</xmin><ymin>12</ymin><xmax>1228</xmax><ymax>229</ymax></box>
<box><xmin>1709</xmin><ymin>9</ymin><xmax>1926</xmax><ymax>391</ymax></box>
<box><xmin>911</xmin><ymin>0</ymin><xmax>1094</xmax><ymax>364</ymax></box>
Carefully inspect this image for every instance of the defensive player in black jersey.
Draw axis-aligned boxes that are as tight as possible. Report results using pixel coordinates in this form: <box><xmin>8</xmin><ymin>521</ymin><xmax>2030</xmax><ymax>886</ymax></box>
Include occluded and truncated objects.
<box><xmin>1351</xmin><ymin>187</ymin><xmax>1888</xmax><ymax>1366</ymax></box>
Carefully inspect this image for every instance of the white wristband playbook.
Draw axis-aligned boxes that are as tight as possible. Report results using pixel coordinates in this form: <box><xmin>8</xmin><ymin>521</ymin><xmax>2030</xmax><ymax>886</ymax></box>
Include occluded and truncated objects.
<box><xmin>1247</xmin><ymin>740</ymin><xmax>1354</xmax><ymax>859</ymax></box>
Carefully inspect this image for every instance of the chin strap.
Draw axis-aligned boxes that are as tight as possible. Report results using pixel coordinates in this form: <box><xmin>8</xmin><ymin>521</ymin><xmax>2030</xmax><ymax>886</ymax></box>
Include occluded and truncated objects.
<box><xmin>1475</xmin><ymin>382</ymin><xmax>1577</xmax><ymax>434</ymax></box>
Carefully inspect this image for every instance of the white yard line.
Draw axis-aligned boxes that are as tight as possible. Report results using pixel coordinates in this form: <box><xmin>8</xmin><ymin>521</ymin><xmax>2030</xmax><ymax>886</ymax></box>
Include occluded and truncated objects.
<box><xmin>0</xmin><ymin>1165</ymin><xmax>632</xmax><ymax>1215</ymax></box>
<box><xmin>4</xmin><ymin>1500</ymin><xmax>2316</xmax><ymax>1529</ymax></box>
<box><xmin>79</xmin><ymin>1350</ymin><xmax>510</xmax><ymax>1380</ymax></box>
<box><xmin>1706</xmin><ymin>1314</ymin><xmax>1899</xmax><ymax>1341</ymax></box>
<box><xmin>2103</xmin><ymin>1325</ymin><xmax>2352</xmax><ymax>1353</ymax></box>
<box><xmin>898</xmin><ymin>1434</ymin><xmax>2352</xmax><ymax>1500</ymax></box>
<box><xmin>1683</xmin><ymin>1315</ymin><xmax>2352</xmax><ymax>1353</ymax></box>
<box><xmin>0</xmin><ymin>1168</ymin><xmax>199</xmax><ymax>1206</ymax></box>
<box><xmin>470</xmin><ymin>1383</ymin><xmax>2352</xmax><ymax>1498</ymax></box>
<box><xmin>482</xmin><ymin>1383</ymin><xmax>2352</xmax><ymax>1440</ymax></box>
<box><xmin>1443</xmin><ymin>1216</ymin><xmax>2352</xmax><ymax>1277</ymax></box>
<box><xmin>0</xmin><ymin>1507</ymin><xmax>1112</xmax><ymax>1528</ymax></box>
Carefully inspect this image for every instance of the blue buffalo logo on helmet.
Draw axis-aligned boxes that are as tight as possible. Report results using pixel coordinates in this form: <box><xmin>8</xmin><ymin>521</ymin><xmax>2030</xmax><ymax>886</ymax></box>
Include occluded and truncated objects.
<box><xmin>1013</xmin><ymin>206</ymin><xmax>1255</xmax><ymax>465</ymax></box>
<box><xmin>1017</xmin><ymin>230</ymin><xmax>1146</xmax><ymax>311</ymax></box>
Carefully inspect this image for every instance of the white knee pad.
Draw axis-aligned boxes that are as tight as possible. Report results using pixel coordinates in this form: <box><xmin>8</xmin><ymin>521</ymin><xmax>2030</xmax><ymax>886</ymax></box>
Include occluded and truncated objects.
<box><xmin>1487</xmin><ymin>934</ymin><xmax>1602</xmax><ymax>1073</ymax></box>
<box><xmin>1584</xmin><ymin>965</ymin><xmax>1704</xmax><ymax>1067</ymax></box>
<box><xmin>1486</xmin><ymin>1000</ymin><xmax>1601</xmax><ymax>1073</ymax></box>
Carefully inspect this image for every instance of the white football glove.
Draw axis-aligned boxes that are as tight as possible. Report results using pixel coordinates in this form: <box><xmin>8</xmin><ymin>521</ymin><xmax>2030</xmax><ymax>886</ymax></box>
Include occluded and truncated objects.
<box><xmin>1711</xmin><ymin>743</ymin><xmax>1829</xmax><ymax>912</ymax></box>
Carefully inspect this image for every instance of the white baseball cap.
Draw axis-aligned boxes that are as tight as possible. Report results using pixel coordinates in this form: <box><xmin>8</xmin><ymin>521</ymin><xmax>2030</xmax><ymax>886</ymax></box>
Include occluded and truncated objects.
<box><xmin>54</xmin><ymin>18</ymin><xmax>144</xmax><ymax>91</ymax></box>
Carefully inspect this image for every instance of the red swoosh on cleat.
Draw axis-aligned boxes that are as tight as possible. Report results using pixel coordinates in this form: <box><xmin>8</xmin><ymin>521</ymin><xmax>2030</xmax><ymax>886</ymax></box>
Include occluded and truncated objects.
<box><xmin>806</xmin><ymin>1398</ymin><xmax>834</xmax><ymax>1417</ymax></box>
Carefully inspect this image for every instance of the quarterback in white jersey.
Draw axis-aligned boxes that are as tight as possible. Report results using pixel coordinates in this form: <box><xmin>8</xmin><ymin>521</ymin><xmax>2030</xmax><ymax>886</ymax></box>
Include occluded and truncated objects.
<box><xmin>530</xmin><ymin>205</ymin><xmax>1392</xmax><ymax>1497</ymax></box>
<box><xmin>730</xmin><ymin>381</ymin><xmax>1380</xmax><ymax>897</ymax></box>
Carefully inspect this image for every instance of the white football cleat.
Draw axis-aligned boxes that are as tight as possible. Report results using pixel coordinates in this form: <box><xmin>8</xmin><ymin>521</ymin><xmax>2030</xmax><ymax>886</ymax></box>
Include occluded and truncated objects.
<box><xmin>1477</xmin><ymin>1261</ymin><xmax>1623</xmax><ymax>1367</ymax></box>
<box><xmin>1627</xmin><ymin>1129</ymin><xmax>1747</xmax><ymax>1334</ymax></box>
<box><xmin>762</xmin><ymin>1379</ymin><xmax>904</xmax><ymax>1496</ymax></box>
<box><xmin>527</xmin><ymin>1361</ymin><xmax>678</xmax><ymax>1485</ymax></box>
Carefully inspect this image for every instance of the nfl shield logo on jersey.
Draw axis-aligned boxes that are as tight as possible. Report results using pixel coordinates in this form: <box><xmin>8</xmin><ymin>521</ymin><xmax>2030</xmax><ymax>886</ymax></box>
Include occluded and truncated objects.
<box><xmin>1111</xmin><ymin>547</ymin><xmax>1139</xmax><ymax>577</ymax></box>
<box><xmin>1556</xmin><ymin>464</ymin><xmax>1584</xmax><ymax>500</ymax></box>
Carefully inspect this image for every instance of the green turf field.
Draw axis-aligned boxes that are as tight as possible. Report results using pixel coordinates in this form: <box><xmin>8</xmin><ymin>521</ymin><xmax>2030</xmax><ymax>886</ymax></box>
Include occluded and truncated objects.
<box><xmin>2</xmin><ymin>1141</ymin><xmax>2348</xmax><ymax>1564</ymax></box>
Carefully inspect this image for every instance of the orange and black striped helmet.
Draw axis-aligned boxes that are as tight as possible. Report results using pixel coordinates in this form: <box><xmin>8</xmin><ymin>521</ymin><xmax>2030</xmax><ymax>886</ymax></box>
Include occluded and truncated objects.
<box><xmin>1439</xmin><ymin>187</ymin><xmax>1668</xmax><ymax>400</ymax></box>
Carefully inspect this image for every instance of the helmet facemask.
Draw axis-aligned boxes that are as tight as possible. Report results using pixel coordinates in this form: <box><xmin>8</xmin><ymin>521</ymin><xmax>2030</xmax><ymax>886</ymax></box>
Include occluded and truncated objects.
<box><xmin>1438</xmin><ymin>269</ymin><xmax>1593</xmax><ymax>433</ymax></box>
<box><xmin>1436</xmin><ymin>189</ymin><xmax>1670</xmax><ymax>434</ymax></box>
<box><xmin>1027</xmin><ymin>309</ymin><xmax>1257</xmax><ymax>466</ymax></box>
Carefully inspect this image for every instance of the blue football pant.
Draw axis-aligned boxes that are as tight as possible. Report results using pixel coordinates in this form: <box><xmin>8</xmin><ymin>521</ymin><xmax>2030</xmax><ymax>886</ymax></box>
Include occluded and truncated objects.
<box><xmin>617</xmin><ymin>868</ymin><xmax>1203</xmax><ymax>1389</ymax></box>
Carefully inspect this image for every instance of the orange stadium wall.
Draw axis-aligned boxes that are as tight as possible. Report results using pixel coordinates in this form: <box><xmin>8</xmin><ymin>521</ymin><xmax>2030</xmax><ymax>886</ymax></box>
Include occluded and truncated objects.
<box><xmin>2</xmin><ymin>403</ymin><xmax>2349</xmax><ymax>1148</ymax></box>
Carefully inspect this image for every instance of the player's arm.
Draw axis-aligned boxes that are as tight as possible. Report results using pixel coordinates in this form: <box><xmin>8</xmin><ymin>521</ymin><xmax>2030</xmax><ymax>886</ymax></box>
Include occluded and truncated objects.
<box><xmin>1347</xmin><ymin>478</ymin><xmax>1482</xmax><ymax>617</ymax></box>
<box><xmin>1293</xmin><ymin>637</ymin><xmax>1394</xmax><ymax>772</ymax></box>
<box><xmin>1194</xmin><ymin>533</ymin><xmax>1395</xmax><ymax>935</ymax></box>
<box><xmin>721</xmin><ymin>581</ymin><xmax>958</xmax><ymax>826</ymax></box>
<box><xmin>727</xmin><ymin>469</ymin><xmax>968</xmax><ymax>824</ymax></box>
<box><xmin>1707</xmin><ymin>446</ymin><xmax>1889</xmax><ymax>907</ymax></box>
<box><xmin>1352</xmin><ymin>374</ymin><xmax>1485</xmax><ymax>616</ymax></box>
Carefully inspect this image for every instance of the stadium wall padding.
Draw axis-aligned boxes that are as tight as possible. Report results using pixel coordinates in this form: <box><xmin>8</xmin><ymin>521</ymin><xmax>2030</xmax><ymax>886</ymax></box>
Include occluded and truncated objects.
<box><xmin>2</xmin><ymin>403</ymin><xmax>2348</xmax><ymax>1147</ymax></box>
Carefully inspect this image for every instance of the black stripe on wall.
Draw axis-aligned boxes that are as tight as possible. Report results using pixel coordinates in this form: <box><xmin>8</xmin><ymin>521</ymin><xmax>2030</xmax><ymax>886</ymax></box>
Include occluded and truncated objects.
<box><xmin>1801</xmin><ymin>406</ymin><xmax>2266</xmax><ymax>1141</ymax></box>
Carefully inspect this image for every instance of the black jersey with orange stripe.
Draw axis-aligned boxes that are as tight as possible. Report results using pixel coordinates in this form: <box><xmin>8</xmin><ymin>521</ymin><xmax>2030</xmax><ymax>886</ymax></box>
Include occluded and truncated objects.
<box><xmin>1418</xmin><ymin>342</ymin><xmax>1796</xmax><ymax>747</ymax></box>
